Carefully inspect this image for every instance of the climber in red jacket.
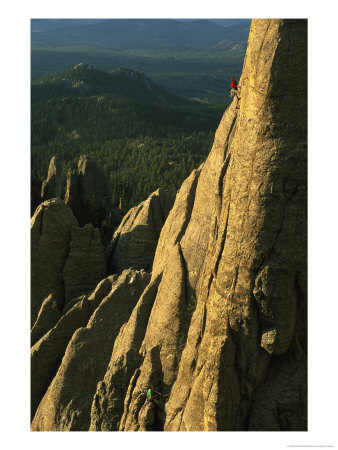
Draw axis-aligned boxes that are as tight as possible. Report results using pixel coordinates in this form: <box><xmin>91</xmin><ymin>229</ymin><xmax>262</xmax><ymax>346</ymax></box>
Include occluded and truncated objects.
<box><xmin>230</xmin><ymin>77</ymin><xmax>241</xmax><ymax>108</ymax></box>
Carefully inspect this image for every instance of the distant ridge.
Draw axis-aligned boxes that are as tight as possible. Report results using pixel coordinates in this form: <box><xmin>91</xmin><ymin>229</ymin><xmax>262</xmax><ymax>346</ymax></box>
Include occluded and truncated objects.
<box><xmin>31</xmin><ymin>19</ymin><xmax>108</xmax><ymax>32</ymax></box>
<box><xmin>176</xmin><ymin>18</ymin><xmax>251</xmax><ymax>28</ymax></box>
<box><xmin>31</xmin><ymin>63</ymin><xmax>192</xmax><ymax>105</ymax></box>
<box><xmin>31</xmin><ymin>18</ymin><xmax>251</xmax><ymax>49</ymax></box>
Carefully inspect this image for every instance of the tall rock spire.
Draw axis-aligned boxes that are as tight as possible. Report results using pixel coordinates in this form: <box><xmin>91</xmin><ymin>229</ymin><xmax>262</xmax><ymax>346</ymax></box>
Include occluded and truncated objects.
<box><xmin>119</xmin><ymin>18</ymin><xmax>307</xmax><ymax>431</ymax></box>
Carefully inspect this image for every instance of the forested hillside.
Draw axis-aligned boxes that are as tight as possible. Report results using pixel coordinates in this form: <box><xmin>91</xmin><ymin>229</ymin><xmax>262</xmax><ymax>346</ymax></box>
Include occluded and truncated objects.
<box><xmin>31</xmin><ymin>65</ymin><xmax>225</xmax><ymax>208</ymax></box>
<box><xmin>31</xmin><ymin>64</ymin><xmax>191</xmax><ymax>105</ymax></box>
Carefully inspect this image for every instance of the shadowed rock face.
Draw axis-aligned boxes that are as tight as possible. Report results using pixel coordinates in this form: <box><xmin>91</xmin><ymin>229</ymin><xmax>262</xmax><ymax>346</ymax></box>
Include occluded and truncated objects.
<box><xmin>62</xmin><ymin>223</ymin><xmax>106</xmax><ymax>304</ymax></box>
<box><xmin>31</xmin><ymin>294</ymin><xmax>62</xmax><ymax>347</ymax></box>
<box><xmin>41</xmin><ymin>156</ymin><xmax>62</xmax><ymax>201</ymax></box>
<box><xmin>64</xmin><ymin>155</ymin><xmax>111</xmax><ymax>228</ymax></box>
<box><xmin>31</xmin><ymin>19</ymin><xmax>307</xmax><ymax>432</ymax></box>
<box><xmin>31</xmin><ymin>170</ymin><xmax>41</xmax><ymax>215</ymax></box>
<box><xmin>31</xmin><ymin>199</ymin><xmax>78</xmax><ymax>326</ymax></box>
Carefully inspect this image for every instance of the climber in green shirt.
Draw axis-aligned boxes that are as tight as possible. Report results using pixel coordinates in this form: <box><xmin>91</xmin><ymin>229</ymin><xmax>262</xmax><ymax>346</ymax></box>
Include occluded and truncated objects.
<box><xmin>146</xmin><ymin>386</ymin><xmax>153</xmax><ymax>400</ymax></box>
<box><xmin>145</xmin><ymin>385</ymin><xmax>163</xmax><ymax>409</ymax></box>
<box><xmin>139</xmin><ymin>384</ymin><xmax>167</xmax><ymax>420</ymax></box>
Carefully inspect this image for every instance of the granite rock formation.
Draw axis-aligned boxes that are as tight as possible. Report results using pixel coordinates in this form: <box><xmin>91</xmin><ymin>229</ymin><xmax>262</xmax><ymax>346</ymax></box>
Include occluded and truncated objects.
<box><xmin>31</xmin><ymin>294</ymin><xmax>62</xmax><ymax>346</ymax></box>
<box><xmin>107</xmin><ymin>188</ymin><xmax>175</xmax><ymax>274</ymax></box>
<box><xmin>31</xmin><ymin>19</ymin><xmax>307</xmax><ymax>432</ymax></box>
<box><xmin>62</xmin><ymin>224</ymin><xmax>106</xmax><ymax>303</ymax></box>
<box><xmin>31</xmin><ymin>199</ymin><xmax>78</xmax><ymax>326</ymax></box>
<box><xmin>41</xmin><ymin>156</ymin><xmax>62</xmax><ymax>201</ymax></box>
<box><xmin>64</xmin><ymin>155</ymin><xmax>111</xmax><ymax>228</ymax></box>
<box><xmin>31</xmin><ymin>269</ymin><xmax>150</xmax><ymax>430</ymax></box>
<box><xmin>89</xmin><ymin>274</ymin><xmax>162</xmax><ymax>431</ymax></box>
<box><xmin>31</xmin><ymin>199</ymin><xmax>106</xmax><ymax>326</ymax></box>
<box><xmin>31</xmin><ymin>276</ymin><xmax>116</xmax><ymax>419</ymax></box>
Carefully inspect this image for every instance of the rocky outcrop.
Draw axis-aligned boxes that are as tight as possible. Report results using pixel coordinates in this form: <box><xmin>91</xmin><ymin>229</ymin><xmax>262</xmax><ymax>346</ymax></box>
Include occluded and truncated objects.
<box><xmin>31</xmin><ymin>294</ymin><xmax>62</xmax><ymax>346</ymax></box>
<box><xmin>119</xmin><ymin>243</ymin><xmax>195</xmax><ymax>431</ymax></box>
<box><xmin>31</xmin><ymin>269</ymin><xmax>150</xmax><ymax>431</ymax></box>
<box><xmin>41</xmin><ymin>156</ymin><xmax>62</xmax><ymax>201</ymax></box>
<box><xmin>107</xmin><ymin>188</ymin><xmax>175</xmax><ymax>274</ymax></box>
<box><xmin>89</xmin><ymin>275</ymin><xmax>162</xmax><ymax>430</ymax></box>
<box><xmin>64</xmin><ymin>155</ymin><xmax>111</xmax><ymax>227</ymax></box>
<box><xmin>31</xmin><ymin>276</ymin><xmax>116</xmax><ymax>419</ymax></box>
<box><xmin>31</xmin><ymin>199</ymin><xmax>78</xmax><ymax>326</ymax></box>
<box><xmin>31</xmin><ymin>19</ymin><xmax>307</xmax><ymax>431</ymax></box>
<box><xmin>88</xmin><ymin>168</ymin><xmax>201</xmax><ymax>431</ymax></box>
<box><xmin>151</xmin><ymin>168</ymin><xmax>201</xmax><ymax>279</ymax></box>
<box><xmin>62</xmin><ymin>224</ymin><xmax>106</xmax><ymax>304</ymax></box>
<box><xmin>31</xmin><ymin>199</ymin><xmax>106</xmax><ymax>326</ymax></box>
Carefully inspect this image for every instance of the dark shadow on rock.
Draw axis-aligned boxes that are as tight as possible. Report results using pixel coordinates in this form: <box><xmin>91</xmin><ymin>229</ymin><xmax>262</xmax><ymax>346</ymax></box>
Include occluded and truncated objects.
<box><xmin>147</xmin><ymin>345</ymin><xmax>165</xmax><ymax>431</ymax></box>
<box><xmin>106</xmin><ymin>224</ymin><xmax>160</xmax><ymax>275</ymax></box>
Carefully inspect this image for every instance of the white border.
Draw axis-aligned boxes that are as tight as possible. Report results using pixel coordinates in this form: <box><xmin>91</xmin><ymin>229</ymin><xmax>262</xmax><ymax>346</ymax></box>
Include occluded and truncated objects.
<box><xmin>1</xmin><ymin>1</ymin><xmax>337</xmax><ymax>449</ymax></box>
